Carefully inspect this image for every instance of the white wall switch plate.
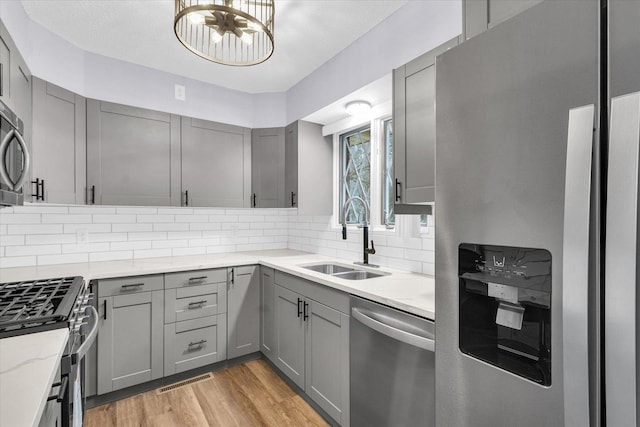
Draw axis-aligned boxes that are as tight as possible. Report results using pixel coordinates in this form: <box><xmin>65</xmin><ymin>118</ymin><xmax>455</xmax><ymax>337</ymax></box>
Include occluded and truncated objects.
<box><xmin>174</xmin><ymin>84</ymin><xmax>186</xmax><ymax>101</ymax></box>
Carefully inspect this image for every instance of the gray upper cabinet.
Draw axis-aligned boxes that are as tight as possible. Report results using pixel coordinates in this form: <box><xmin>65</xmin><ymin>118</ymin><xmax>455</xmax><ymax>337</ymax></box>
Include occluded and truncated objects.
<box><xmin>31</xmin><ymin>78</ymin><xmax>86</xmax><ymax>204</ymax></box>
<box><xmin>285</xmin><ymin>120</ymin><xmax>332</xmax><ymax>214</ymax></box>
<box><xmin>181</xmin><ymin>117</ymin><xmax>251</xmax><ymax>207</ymax></box>
<box><xmin>96</xmin><ymin>275</ymin><xmax>164</xmax><ymax>395</ymax></box>
<box><xmin>86</xmin><ymin>100</ymin><xmax>181</xmax><ymax>206</ymax></box>
<box><xmin>463</xmin><ymin>0</ymin><xmax>543</xmax><ymax>40</ymax></box>
<box><xmin>393</xmin><ymin>36</ymin><xmax>459</xmax><ymax>211</ymax></box>
<box><xmin>260</xmin><ymin>266</ymin><xmax>276</xmax><ymax>360</ymax></box>
<box><xmin>251</xmin><ymin>127</ymin><xmax>284</xmax><ymax>208</ymax></box>
<box><xmin>227</xmin><ymin>266</ymin><xmax>260</xmax><ymax>359</ymax></box>
<box><xmin>284</xmin><ymin>122</ymin><xmax>299</xmax><ymax>208</ymax></box>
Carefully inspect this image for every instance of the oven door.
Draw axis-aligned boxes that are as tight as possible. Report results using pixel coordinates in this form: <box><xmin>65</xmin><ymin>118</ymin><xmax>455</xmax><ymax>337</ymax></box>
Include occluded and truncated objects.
<box><xmin>63</xmin><ymin>306</ymin><xmax>99</xmax><ymax>427</ymax></box>
<box><xmin>0</xmin><ymin>102</ymin><xmax>29</xmax><ymax>206</ymax></box>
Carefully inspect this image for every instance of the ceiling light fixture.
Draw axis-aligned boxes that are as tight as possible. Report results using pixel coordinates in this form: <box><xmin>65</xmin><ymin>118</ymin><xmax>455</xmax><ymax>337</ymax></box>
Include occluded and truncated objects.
<box><xmin>345</xmin><ymin>101</ymin><xmax>372</xmax><ymax>117</ymax></box>
<box><xmin>174</xmin><ymin>0</ymin><xmax>275</xmax><ymax>66</ymax></box>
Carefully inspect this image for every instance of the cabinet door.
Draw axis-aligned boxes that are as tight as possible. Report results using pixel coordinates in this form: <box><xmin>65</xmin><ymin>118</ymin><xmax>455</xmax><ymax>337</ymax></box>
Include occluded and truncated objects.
<box><xmin>97</xmin><ymin>290</ymin><xmax>164</xmax><ymax>394</ymax></box>
<box><xmin>227</xmin><ymin>266</ymin><xmax>260</xmax><ymax>359</ymax></box>
<box><xmin>181</xmin><ymin>117</ymin><xmax>251</xmax><ymax>207</ymax></box>
<box><xmin>31</xmin><ymin>78</ymin><xmax>86</xmax><ymax>204</ymax></box>
<box><xmin>251</xmin><ymin>127</ymin><xmax>284</xmax><ymax>208</ymax></box>
<box><xmin>274</xmin><ymin>284</ymin><xmax>305</xmax><ymax>389</ymax></box>
<box><xmin>394</xmin><ymin>37</ymin><xmax>458</xmax><ymax>206</ymax></box>
<box><xmin>463</xmin><ymin>0</ymin><xmax>543</xmax><ymax>40</ymax></box>
<box><xmin>284</xmin><ymin>122</ymin><xmax>298</xmax><ymax>208</ymax></box>
<box><xmin>86</xmin><ymin>100</ymin><xmax>181</xmax><ymax>206</ymax></box>
<box><xmin>305</xmin><ymin>300</ymin><xmax>350</xmax><ymax>426</ymax></box>
<box><xmin>260</xmin><ymin>267</ymin><xmax>275</xmax><ymax>360</ymax></box>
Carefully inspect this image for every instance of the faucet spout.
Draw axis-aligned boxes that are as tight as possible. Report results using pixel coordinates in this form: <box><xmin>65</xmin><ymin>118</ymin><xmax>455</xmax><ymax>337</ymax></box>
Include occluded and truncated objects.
<box><xmin>341</xmin><ymin>196</ymin><xmax>378</xmax><ymax>267</ymax></box>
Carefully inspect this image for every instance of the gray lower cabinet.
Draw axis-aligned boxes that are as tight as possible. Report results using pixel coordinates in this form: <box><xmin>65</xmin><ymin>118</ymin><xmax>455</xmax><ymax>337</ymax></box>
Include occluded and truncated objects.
<box><xmin>164</xmin><ymin>314</ymin><xmax>227</xmax><ymax>375</ymax></box>
<box><xmin>251</xmin><ymin>128</ymin><xmax>285</xmax><ymax>208</ymax></box>
<box><xmin>260</xmin><ymin>267</ymin><xmax>276</xmax><ymax>360</ymax></box>
<box><xmin>96</xmin><ymin>275</ymin><xmax>164</xmax><ymax>395</ymax></box>
<box><xmin>227</xmin><ymin>266</ymin><xmax>260</xmax><ymax>359</ymax></box>
<box><xmin>31</xmin><ymin>77</ymin><xmax>86</xmax><ymax>204</ymax></box>
<box><xmin>272</xmin><ymin>271</ymin><xmax>350</xmax><ymax>426</ymax></box>
<box><xmin>462</xmin><ymin>0</ymin><xmax>543</xmax><ymax>40</ymax></box>
<box><xmin>393</xmin><ymin>36</ymin><xmax>459</xmax><ymax>210</ymax></box>
<box><xmin>164</xmin><ymin>268</ymin><xmax>228</xmax><ymax>374</ymax></box>
<box><xmin>86</xmin><ymin>100</ymin><xmax>181</xmax><ymax>206</ymax></box>
<box><xmin>181</xmin><ymin>117</ymin><xmax>251</xmax><ymax>207</ymax></box>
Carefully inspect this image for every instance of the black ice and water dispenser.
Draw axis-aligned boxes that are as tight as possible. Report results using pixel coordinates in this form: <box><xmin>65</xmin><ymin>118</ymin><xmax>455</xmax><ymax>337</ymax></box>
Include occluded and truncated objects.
<box><xmin>458</xmin><ymin>243</ymin><xmax>552</xmax><ymax>385</ymax></box>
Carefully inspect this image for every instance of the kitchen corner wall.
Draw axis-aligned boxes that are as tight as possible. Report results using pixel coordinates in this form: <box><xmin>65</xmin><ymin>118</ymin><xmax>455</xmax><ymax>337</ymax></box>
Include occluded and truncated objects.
<box><xmin>0</xmin><ymin>204</ymin><xmax>435</xmax><ymax>275</ymax></box>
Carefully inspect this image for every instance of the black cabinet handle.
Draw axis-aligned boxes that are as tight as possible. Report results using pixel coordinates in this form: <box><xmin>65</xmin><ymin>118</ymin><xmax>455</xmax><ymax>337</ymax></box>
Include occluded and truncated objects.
<box><xmin>187</xmin><ymin>300</ymin><xmax>207</xmax><ymax>309</ymax></box>
<box><xmin>395</xmin><ymin>179</ymin><xmax>401</xmax><ymax>202</ymax></box>
<box><xmin>121</xmin><ymin>283</ymin><xmax>144</xmax><ymax>290</ymax></box>
<box><xmin>188</xmin><ymin>339</ymin><xmax>207</xmax><ymax>348</ymax></box>
<box><xmin>31</xmin><ymin>178</ymin><xmax>44</xmax><ymax>201</ymax></box>
<box><xmin>47</xmin><ymin>376</ymin><xmax>68</xmax><ymax>403</ymax></box>
<box><xmin>0</xmin><ymin>63</ymin><xmax>3</xmax><ymax>97</ymax></box>
<box><xmin>90</xmin><ymin>185</ymin><xmax>96</xmax><ymax>204</ymax></box>
<box><xmin>252</xmin><ymin>193</ymin><xmax>257</xmax><ymax>207</ymax></box>
<box><xmin>185</xmin><ymin>190</ymin><xmax>189</xmax><ymax>206</ymax></box>
<box><xmin>188</xmin><ymin>276</ymin><xmax>207</xmax><ymax>283</ymax></box>
<box><xmin>230</xmin><ymin>268</ymin><xmax>235</xmax><ymax>284</ymax></box>
<box><xmin>291</xmin><ymin>191</ymin><xmax>296</xmax><ymax>207</ymax></box>
<box><xmin>303</xmin><ymin>301</ymin><xmax>309</xmax><ymax>321</ymax></box>
<box><xmin>103</xmin><ymin>300</ymin><xmax>107</xmax><ymax>320</ymax></box>
<box><xmin>297</xmin><ymin>298</ymin><xmax>303</xmax><ymax>318</ymax></box>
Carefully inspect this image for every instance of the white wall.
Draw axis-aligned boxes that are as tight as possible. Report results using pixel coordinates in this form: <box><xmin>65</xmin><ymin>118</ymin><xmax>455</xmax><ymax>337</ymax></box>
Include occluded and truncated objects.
<box><xmin>0</xmin><ymin>1</ymin><xmax>461</xmax><ymax>128</ymax></box>
<box><xmin>0</xmin><ymin>204</ymin><xmax>434</xmax><ymax>275</ymax></box>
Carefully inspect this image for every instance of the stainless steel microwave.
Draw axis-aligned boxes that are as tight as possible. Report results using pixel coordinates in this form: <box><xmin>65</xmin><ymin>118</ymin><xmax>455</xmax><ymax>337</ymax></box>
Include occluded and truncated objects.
<box><xmin>0</xmin><ymin>100</ymin><xmax>29</xmax><ymax>207</ymax></box>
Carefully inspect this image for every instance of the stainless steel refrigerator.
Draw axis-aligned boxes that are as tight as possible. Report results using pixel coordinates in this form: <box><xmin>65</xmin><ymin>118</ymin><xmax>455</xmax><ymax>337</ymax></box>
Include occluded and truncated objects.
<box><xmin>435</xmin><ymin>1</ymin><xmax>639</xmax><ymax>426</ymax></box>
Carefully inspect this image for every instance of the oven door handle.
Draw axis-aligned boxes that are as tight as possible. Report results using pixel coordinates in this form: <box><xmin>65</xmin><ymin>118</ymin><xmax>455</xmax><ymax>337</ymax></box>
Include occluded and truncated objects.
<box><xmin>0</xmin><ymin>127</ymin><xmax>30</xmax><ymax>191</ymax></box>
<box><xmin>74</xmin><ymin>306</ymin><xmax>99</xmax><ymax>363</ymax></box>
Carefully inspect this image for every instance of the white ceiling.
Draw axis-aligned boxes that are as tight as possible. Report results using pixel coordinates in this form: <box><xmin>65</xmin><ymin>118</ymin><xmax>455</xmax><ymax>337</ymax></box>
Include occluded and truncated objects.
<box><xmin>21</xmin><ymin>0</ymin><xmax>408</xmax><ymax>94</ymax></box>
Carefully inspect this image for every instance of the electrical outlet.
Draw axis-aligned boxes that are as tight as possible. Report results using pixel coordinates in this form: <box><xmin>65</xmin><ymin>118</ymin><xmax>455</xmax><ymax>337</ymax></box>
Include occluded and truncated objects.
<box><xmin>77</xmin><ymin>228</ymin><xmax>89</xmax><ymax>244</ymax></box>
<box><xmin>174</xmin><ymin>84</ymin><xmax>186</xmax><ymax>101</ymax></box>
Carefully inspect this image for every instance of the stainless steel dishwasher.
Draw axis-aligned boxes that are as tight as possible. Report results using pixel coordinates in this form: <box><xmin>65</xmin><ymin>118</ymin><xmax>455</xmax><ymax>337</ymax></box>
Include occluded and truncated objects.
<box><xmin>350</xmin><ymin>295</ymin><xmax>435</xmax><ymax>427</ymax></box>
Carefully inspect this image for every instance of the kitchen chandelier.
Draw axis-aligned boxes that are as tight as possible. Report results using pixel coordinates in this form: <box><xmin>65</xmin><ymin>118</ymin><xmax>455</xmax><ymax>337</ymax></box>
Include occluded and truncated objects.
<box><xmin>174</xmin><ymin>0</ymin><xmax>275</xmax><ymax>66</ymax></box>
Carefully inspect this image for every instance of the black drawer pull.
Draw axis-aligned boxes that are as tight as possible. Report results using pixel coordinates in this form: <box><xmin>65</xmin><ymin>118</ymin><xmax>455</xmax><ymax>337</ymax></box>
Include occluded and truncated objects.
<box><xmin>188</xmin><ymin>276</ymin><xmax>207</xmax><ymax>283</ymax></box>
<box><xmin>395</xmin><ymin>179</ymin><xmax>401</xmax><ymax>202</ymax></box>
<box><xmin>90</xmin><ymin>185</ymin><xmax>96</xmax><ymax>204</ymax></box>
<box><xmin>47</xmin><ymin>376</ymin><xmax>68</xmax><ymax>403</ymax></box>
<box><xmin>297</xmin><ymin>298</ymin><xmax>303</xmax><ymax>318</ymax></box>
<box><xmin>121</xmin><ymin>283</ymin><xmax>144</xmax><ymax>289</ymax></box>
<box><xmin>103</xmin><ymin>300</ymin><xmax>107</xmax><ymax>320</ymax></box>
<box><xmin>188</xmin><ymin>340</ymin><xmax>207</xmax><ymax>348</ymax></box>
<box><xmin>187</xmin><ymin>300</ymin><xmax>207</xmax><ymax>309</ymax></box>
<box><xmin>303</xmin><ymin>301</ymin><xmax>309</xmax><ymax>321</ymax></box>
<box><xmin>252</xmin><ymin>193</ymin><xmax>257</xmax><ymax>207</ymax></box>
<box><xmin>185</xmin><ymin>190</ymin><xmax>189</xmax><ymax>207</ymax></box>
<box><xmin>291</xmin><ymin>191</ymin><xmax>296</xmax><ymax>207</ymax></box>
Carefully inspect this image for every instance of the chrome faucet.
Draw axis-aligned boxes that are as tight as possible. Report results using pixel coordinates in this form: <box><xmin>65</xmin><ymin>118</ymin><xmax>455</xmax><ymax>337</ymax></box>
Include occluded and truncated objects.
<box><xmin>341</xmin><ymin>196</ymin><xmax>377</xmax><ymax>266</ymax></box>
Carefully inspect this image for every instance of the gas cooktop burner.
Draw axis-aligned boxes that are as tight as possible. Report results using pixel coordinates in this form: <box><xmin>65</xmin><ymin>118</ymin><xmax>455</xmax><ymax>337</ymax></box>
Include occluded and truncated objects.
<box><xmin>0</xmin><ymin>277</ymin><xmax>84</xmax><ymax>338</ymax></box>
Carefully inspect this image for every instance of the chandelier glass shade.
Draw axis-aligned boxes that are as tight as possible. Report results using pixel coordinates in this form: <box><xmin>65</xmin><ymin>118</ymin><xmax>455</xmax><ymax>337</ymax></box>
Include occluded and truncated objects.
<box><xmin>174</xmin><ymin>0</ymin><xmax>275</xmax><ymax>66</ymax></box>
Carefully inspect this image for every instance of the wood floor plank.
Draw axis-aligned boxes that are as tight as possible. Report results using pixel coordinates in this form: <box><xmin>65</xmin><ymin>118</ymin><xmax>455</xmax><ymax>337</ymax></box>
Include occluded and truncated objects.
<box><xmin>85</xmin><ymin>359</ymin><xmax>329</xmax><ymax>427</ymax></box>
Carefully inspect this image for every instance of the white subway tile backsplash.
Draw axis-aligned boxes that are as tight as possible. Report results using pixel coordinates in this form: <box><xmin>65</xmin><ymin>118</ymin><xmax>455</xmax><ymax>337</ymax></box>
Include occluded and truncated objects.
<box><xmin>175</xmin><ymin>215</ymin><xmax>208</xmax><ymax>223</ymax></box>
<box><xmin>94</xmin><ymin>214</ymin><xmax>136</xmax><ymax>223</ymax></box>
<box><xmin>26</xmin><ymin>234</ymin><xmax>76</xmax><ymax>245</ymax></box>
<box><xmin>154</xmin><ymin>223</ymin><xmax>190</xmax><ymax>232</ymax></box>
<box><xmin>0</xmin><ymin>213</ymin><xmax>41</xmax><ymax>224</ymax></box>
<box><xmin>8</xmin><ymin>224</ymin><xmax>63</xmax><ymax>235</ymax></box>
<box><xmin>2</xmin><ymin>235</ymin><xmax>25</xmax><ymax>246</ymax></box>
<box><xmin>42</xmin><ymin>214</ymin><xmax>92</xmax><ymax>224</ymax></box>
<box><xmin>64</xmin><ymin>224</ymin><xmax>111</xmax><ymax>233</ymax></box>
<box><xmin>1</xmin><ymin>255</ymin><xmax>37</xmax><ymax>268</ymax></box>
<box><xmin>133</xmin><ymin>249</ymin><xmax>172</xmax><ymax>259</ymax></box>
<box><xmin>174</xmin><ymin>247</ymin><xmax>207</xmax><ymax>256</ymax></box>
<box><xmin>128</xmin><ymin>232</ymin><xmax>168</xmax><ymax>241</ymax></box>
<box><xmin>137</xmin><ymin>215</ymin><xmax>174</xmax><ymax>223</ymax></box>
<box><xmin>116</xmin><ymin>207</ymin><xmax>159</xmax><ymax>214</ymax></box>
<box><xmin>6</xmin><ymin>245</ymin><xmax>61</xmax><ymax>256</ymax></box>
<box><xmin>89</xmin><ymin>251</ymin><xmax>133</xmax><ymax>262</ymax></box>
<box><xmin>62</xmin><ymin>243</ymin><xmax>111</xmax><ymax>254</ymax></box>
<box><xmin>38</xmin><ymin>253</ymin><xmax>88</xmax><ymax>265</ymax></box>
<box><xmin>112</xmin><ymin>223</ymin><xmax>152</xmax><ymax>232</ymax></box>
<box><xmin>111</xmin><ymin>241</ymin><xmax>152</xmax><ymax>251</ymax></box>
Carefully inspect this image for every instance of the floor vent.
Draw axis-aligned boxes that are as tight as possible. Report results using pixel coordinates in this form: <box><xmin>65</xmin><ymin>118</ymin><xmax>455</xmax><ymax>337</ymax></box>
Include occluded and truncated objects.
<box><xmin>157</xmin><ymin>373</ymin><xmax>213</xmax><ymax>394</ymax></box>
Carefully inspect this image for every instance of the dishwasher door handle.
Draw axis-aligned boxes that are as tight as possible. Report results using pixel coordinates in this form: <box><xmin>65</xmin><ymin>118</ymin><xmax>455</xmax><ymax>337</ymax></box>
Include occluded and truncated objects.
<box><xmin>352</xmin><ymin>307</ymin><xmax>434</xmax><ymax>352</ymax></box>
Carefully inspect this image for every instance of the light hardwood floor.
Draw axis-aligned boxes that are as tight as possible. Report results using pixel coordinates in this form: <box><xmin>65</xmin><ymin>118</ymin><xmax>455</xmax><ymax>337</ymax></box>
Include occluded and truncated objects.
<box><xmin>85</xmin><ymin>359</ymin><xmax>330</xmax><ymax>427</ymax></box>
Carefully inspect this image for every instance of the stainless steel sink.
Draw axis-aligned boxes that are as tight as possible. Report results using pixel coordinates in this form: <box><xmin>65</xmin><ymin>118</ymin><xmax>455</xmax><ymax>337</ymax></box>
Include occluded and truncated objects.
<box><xmin>303</xmin><ymin>264</ymin><xmax>356</xmax><ymax>274</ymax></box>
<box><xmin>332</xmin><ymin>270</ymin><xmax>385</xmax><ymax>280</ymax></box>
<box><xmin>301</xmin><ymin>263</ymin><xmax>388</xmax><ymax>280</ymax></box>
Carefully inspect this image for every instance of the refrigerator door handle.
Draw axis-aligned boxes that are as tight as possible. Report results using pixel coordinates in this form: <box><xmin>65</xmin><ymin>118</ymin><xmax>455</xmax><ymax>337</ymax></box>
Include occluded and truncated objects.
<box><xmin>561</xmin><ymin>104</ymin><xmax>595</xmax><ymax>427</ymax></box>
<box><xmin>605</xmin><ymin>92</ymin><xmax>640</xmax><ymax>427</ymax></box>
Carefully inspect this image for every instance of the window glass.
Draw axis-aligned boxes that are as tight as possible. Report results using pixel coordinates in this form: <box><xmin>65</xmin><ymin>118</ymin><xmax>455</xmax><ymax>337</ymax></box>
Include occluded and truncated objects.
<box><xmin>340</xmin><ymin>126</ymin><xmax>371</xmax><ymax>223</ymax></box>
<box><xmin>382</xmin><ymin>119</ymin><xmax>395</xmax><ymax>226</ymax></box>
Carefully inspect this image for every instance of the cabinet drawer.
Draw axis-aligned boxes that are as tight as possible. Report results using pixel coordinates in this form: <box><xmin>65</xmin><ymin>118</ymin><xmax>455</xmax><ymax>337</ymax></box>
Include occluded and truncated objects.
<box><xmin>164</xmin><ymin>315</ymin><xmax>227</xmax><ymax>375</ymax></box>
<box><xmin>165</xmin><ymin>268</ymin><xmax>227</xmax><ymax>289</ymax></box>
<box><xmin>97</xmin><ymin>274</ymin><xmax>164</xmax><ymax>298</ymax></box>
<box><xmin>274</xmin><ymin>271</ymin><xmax>350</xmax><ymax>315</ymax></box>
<box><xmin>165</xmin><ymin>283</ymin><xmax>227</xmax><ymax>323</ymax></box>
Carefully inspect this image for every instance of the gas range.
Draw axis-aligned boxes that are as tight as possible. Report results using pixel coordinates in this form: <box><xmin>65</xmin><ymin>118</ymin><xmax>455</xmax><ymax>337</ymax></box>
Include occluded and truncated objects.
<box><xmin>0</xmin><ymin>276</ymin><xmax>87</xmax><ymax>339</ymax></box>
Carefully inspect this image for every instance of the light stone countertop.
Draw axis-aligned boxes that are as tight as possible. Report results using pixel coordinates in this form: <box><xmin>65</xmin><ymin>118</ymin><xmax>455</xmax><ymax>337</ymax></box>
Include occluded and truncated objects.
<box><xmin>0</xmin><ymin>249</ymin><xmax>434</xmax><ymax>426</ymax></box>
<box><xmin>0</xmin><ymin>328</ymin><xmax>69</xmax><ymax>427</ymax></box>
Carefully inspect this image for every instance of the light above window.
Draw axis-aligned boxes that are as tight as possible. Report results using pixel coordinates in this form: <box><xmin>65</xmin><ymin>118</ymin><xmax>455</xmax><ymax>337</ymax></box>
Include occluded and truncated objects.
<box><xmin>345</xmin><ymin>101</ymin><xmax>372</xmax><ymax>118</ymax></box>
<box><xmin>174</xmin><ymin>0</ymin><xmax>274</xmax><ymax>66</ymax></box>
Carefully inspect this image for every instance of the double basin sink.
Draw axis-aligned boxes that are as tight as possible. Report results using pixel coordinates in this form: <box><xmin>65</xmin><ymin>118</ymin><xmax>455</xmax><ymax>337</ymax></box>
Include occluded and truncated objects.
<box><xmin>301</xmin><ymin>263</ymin><xmax>389</xmax><ymax>280</ymax></box>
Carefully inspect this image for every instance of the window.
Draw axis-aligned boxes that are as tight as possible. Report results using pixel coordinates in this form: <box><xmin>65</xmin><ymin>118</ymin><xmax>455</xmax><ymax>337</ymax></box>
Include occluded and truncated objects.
<box><xmin>340</xmin><ymin>126</ymin><xmax>371</xmax><ymax>223</ymax></box>
<box><xmin>382</xmin><ymin>119</ymin><xmax>395</xmax><ymax>226</ymax></box>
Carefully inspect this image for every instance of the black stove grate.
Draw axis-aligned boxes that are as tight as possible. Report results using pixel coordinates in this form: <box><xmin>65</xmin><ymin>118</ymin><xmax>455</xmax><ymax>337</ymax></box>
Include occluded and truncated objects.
<box><xmin>0</xmin><ymin>277</ymin><xmax>84</xmax><ymax>337</ymax></box>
